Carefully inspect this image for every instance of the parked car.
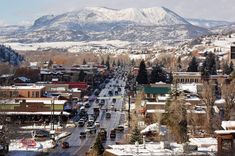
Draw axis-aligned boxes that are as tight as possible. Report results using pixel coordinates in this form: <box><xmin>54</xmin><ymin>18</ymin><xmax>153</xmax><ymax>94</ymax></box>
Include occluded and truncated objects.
<box><xmin>78</xmin><ymin>119</ymin><xmax>85</xmax><ymax>127</ymax></box>
<box><xmin>87</xmin><ymin>121</ymin><xmax>94</xmax><ymax>127</ymax></box>
<box><xmin>116</xmin><ymin>125</ymin><xmax>124</xmax><ymax>132</ymax></box>
<box><xmin>86</xmin><ymin>125</ymin><xmax>96</xmax><ymax>134</ymax></box>
<box><xmin>33</xmin><ymin>129</ymin><xmax>50</xmax><ymax>138</ymax></box>
<box><xmin>79</xmin><ymin>132</ymin><xmax>86</xmax><ymax>139</ymax></box>
<box><xmin>110</xmin><ymin>129</ymin><xmax>116</xmax><ymax>139</ymax></box>
<box><xmin>61</xmin><ymin>141</ymin><xmax>69</xmax><ymax>149</ymax></box>
<box><xmin>94</xmin><ymin>121</ymin><xmax>100</xmax><ymax>127</ymax></box>
<box><xmin>105</xmin><ymin>112</ymin><xmax>111</xmax><ymax>119</ymax></box>
<box><xmin>65</xmin><ymin>122</ymin><xmax>76</xmax><ymax>128</ymax></box>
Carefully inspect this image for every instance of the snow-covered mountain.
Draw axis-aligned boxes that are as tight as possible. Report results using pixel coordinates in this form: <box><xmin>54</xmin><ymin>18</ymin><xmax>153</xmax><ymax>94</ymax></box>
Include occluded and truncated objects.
<box><xmin>0</xmin><ymin>7</ymin><xmax>210</xmax><ymax>43</ymax></box>
<box><xmin>186</xmin><ymin>18</ymin><xmax>231</xmax><ymax>29</ymax></box>
<box><xmin>211</xmin><ymin>22</ymin><xmax>235</xmax><ymax>34</ymax></box>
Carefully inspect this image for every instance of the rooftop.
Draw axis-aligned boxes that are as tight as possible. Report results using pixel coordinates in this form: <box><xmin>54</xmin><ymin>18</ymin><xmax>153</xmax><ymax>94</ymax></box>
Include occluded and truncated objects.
<box><xmin>173</xmin><ymin>72</ymin><xmax>201</xmax><ymax>76</ymax></box>
<box><xmin>144</xmin><ymin>86</ymin><xmax>171</xmax><ymax>94</ymax></box>
<box><xmin>0</xmin><ymin>85</ymin><xmax>45</xmax><ymax>90</ymax></box>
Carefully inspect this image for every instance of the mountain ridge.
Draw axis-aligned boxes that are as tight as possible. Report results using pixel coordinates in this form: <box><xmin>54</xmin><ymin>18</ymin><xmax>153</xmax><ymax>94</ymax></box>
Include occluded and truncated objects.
<box><xmin>0</xmin><ymin>6</ymin><xmax>210</xmax><ymax>43</ymax></box>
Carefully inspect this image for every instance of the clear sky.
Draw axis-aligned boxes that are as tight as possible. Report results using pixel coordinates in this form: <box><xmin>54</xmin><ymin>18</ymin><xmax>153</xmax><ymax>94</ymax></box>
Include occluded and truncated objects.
<box><xmin>1</xmin><ymin>0</ymin><xmax>235</xmax><ymax>25</ymax></box>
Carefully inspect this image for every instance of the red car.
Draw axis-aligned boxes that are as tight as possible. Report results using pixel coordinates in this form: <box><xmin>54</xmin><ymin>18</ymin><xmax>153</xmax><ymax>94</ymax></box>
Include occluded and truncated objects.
<box><xmin>61</xmin><ymin>141</ymin><xmax>69</xmax><ymax>149</ymax></box>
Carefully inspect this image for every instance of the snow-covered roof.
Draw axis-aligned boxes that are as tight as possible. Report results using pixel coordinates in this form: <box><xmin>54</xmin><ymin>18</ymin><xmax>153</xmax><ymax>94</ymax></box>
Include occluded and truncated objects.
<box><xmin>173</xmin><ymin>72</ymin><xmax>201</xmax><ymax>76</ymax></box>
<box><xmin>146</xmin><ymin>102</ymin><xmax>166</xmax><ymax>105</ymax></box>
<box><xmin>178</xmin><ymin>83</ymin><xmax>198</xmax><ymax>94</ymax></box>
<box><xmin>214</xmin><ymin>98</ymin><xmax>225</xmax><ymax>105</ymax></box>
<box><xmin>16</xmin><ymin>76</ymin><xmax>30</xmax><ymax>82</ymax></box>
<box><xmin>189</xmin><ymin>138</ymin><xmax>217</xmax><ymax>147</ymax></box>
<box><xmin>157</xmin><ymin>96</ymin><xmax>169</xmax><ymax>101</ymax></box>
<box><xmin>221</xmin><ymin>121</ymin><xmax>235</xmax><ymax>130</ymax></box>
<box><xmin>146</xmin><ymin>109</ymin><xmax>165</xmax><ymax>113</ymax></box>
<box><xmin>140</xmin><ymin>123</ymin><xmax>167</xmax><ymax>135</ymax></box>
<box><xmin>24</xmin><ymin>99</ymin><xmax>67</xmax><ymax>105</ymax></box>
<box><xmin>70</xmin><ymin>88</ymin><xmax>81</xmax><ymax>92</ymax></box>
<box><xmin>0</xmin><ymin>111</ymin><xmax>70</xmax><ymax>115</ymax></box>
<box><xmin>0</xmin><ymin>85</ymin><xmax>45</xmax><ymax>90</ymax></box>
<box><xmin>214</xmin><ymin>130</ymin><xmax>235</xmax><ymax>134</ymax></box>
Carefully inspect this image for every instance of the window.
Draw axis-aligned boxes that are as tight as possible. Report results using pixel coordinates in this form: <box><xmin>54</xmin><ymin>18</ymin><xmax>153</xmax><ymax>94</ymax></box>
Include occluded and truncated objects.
<box><xmin>32</xmin><ymin>91</ymin><xmax>35</xmax><ymax>97</ymax></box>
<box><xmin>36</xmin><ymin>91</ymin><xmax>39</xmax><ymax>98</ymax></box>
<box><xmin>28</xmin><ymin>91</ymin><xmax>30</xmax><ymax>97</ymax></box>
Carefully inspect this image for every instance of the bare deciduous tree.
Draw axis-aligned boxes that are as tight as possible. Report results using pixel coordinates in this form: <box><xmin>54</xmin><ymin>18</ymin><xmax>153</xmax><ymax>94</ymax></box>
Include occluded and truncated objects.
<box><xmin>199</xmin><ymin>81</ymin><xmax>216</xmax><ymax>135</ymax></box>
<box><xmin>221</xmin><ymin>79</ymin><xmax>235</xmax><ymax>120</ymax></box>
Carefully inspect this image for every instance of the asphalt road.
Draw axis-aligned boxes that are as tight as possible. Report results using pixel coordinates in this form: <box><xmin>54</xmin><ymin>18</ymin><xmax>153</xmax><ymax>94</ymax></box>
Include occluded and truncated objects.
<box><xmin>50</xmin><ymin>73</ymin><xmax>127</xmax><ymax>156</ymax></box>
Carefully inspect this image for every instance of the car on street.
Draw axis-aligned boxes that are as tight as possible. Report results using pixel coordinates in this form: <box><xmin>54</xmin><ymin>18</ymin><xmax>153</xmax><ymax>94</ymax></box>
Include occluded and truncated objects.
<box><xmin>65</xmin><ymin>121</ymin><xmax>77</xmax><ymax>128</ymax></box>
<box><xmin>78</xmin><ymin>119</ymin><xmax>85</xmax><ymax>127</ymax></box>
<box><xmin>33</xmin><ymin>129</ymin><xmax>50</xmax><ymax>138</ymax></box>
<box><xmin>87</xmin><ymin>120</ymin><xmax>94</xmax><ymax>127</ymax></box>
<box><xmin>115</xmin><ymin>125</ymin><xmax>125</xmax><ymax>132</ymax></box>
<box><xmin>61</xmin><ymin>141</ymin><xmax>69</xmax><ymax>149</ymax></box>
<box><xmin>86</xmin><ymin>125</ymin><xmax>96</xmax><ymax>134</ymax></box>
<box><xmin>79</xmin><ymin>132</ymin><xmax>86</xmax><ymax>139</ymax></box>
<box><xmin>94</xmin><ymin>121</ymin><xmax>100</xmax><ymax>127</ymax></box>
<box><xmin>110</xmin><ymin>129</ymin><xmax>116</xmax><ymax>139</ymax></box>
<box><xmin>105</xmin><ymin>112</ymin><xmax>111</xmax><ymax>119</ymax></box>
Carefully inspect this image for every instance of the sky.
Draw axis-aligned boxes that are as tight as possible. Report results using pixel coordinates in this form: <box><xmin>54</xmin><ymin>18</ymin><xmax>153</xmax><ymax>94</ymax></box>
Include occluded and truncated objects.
<box><xmin>1</xmin><ymin>0</ymin><xmax>235</xmax><ymax>25</ymax></box>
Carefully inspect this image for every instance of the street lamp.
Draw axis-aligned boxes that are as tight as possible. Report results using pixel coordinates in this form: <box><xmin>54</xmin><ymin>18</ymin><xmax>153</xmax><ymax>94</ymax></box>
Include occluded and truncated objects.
<box><xmin>128</xmin><ymin>91</ymin><xmax>131</xmax><ymax>128</ymax></box>
<box><xmin>143</xmin><ymin>135</ymin><xmax>146</xmax><ymax>149</ymax></box>
<box><xmin>135</xmin><ymin>141</ymin><xmax>139</xmax><ymax>155</ymax></box>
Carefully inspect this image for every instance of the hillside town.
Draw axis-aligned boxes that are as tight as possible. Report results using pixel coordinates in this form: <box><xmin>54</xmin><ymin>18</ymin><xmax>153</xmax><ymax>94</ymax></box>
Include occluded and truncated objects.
<box><xmin>1</xmin><ymin>1</ymin><xmax>235</xmax><ymax>156</ymax></box>
<box><xmin>0</xmin><ymin>39</ymin><xmax>234</xmax><ymax>156</ymax></box>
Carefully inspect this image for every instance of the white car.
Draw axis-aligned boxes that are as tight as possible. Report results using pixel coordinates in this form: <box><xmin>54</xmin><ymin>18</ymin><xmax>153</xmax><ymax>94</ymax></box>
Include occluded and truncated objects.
<box><xmin>65</xmin><ymin>121</ymin><xmax>76</xmax><ymax>128</ymax></box>
<box><xmin>94</xmin><ymin>121</ymin><xmax>100</xmax><ymax>127</ymax></box>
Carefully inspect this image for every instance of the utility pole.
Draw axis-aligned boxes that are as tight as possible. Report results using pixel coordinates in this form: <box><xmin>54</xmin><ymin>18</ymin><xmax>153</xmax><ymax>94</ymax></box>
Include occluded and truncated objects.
<box><xmin>52</xmin><ymin>97</ymin><xmax>55</xmax><ymax>131</ymax></box>
<box><xmin>128</xmin><ymin>91</ymin><xmax>131</xmax><ymax>128</ymax></box>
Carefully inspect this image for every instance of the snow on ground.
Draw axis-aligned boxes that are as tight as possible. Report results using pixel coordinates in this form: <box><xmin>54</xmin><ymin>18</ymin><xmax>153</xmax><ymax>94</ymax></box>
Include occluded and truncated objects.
<box><xmin>107</xmin><ymin>142</ymin><xmax>214</xmax><ymax>156</ymax></box>
<box><xmin>178</xmin><ymin>83</ymin><xmax>198</xmax><ymax>94</ymax></box>
<box><xmin>129</xmin><ymin>54</ymin><xmax>147</xmax><ymax>60</ymax></box>
<box><xmin>4</xmin><ymin>40</ymin><xmax>130</xmax><ymax>52</ymax></box>
<box><xmin>140</xmin><ymin>123</ymin><xmax>168</xmax><ymax>135</ymax></box>
<box><xmin>9</xmin><ymin>139</ymin><xmax>55</xmax><ymax>152</ymax></box>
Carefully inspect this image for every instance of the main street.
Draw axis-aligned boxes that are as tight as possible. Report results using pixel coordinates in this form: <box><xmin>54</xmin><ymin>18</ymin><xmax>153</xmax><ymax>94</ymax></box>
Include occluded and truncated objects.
<box><xmin>50</xmin><ymin>68</ymin><xmax>127</xmax><ymax>156</ymax></box>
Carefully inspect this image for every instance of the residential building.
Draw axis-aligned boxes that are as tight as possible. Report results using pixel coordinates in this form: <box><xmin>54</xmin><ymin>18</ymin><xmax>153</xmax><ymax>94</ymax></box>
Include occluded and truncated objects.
<box><xmin>229</xmin><ymin>46</ymin><xmax>235</xmax><ymax>64</ymax></box>
<box><xmin>0</xmin><ymin>85</ymin><xmax>45</xmax><ymax>98</ymax></box>
<box><xmin>173</xmin><ymin>72</ymin><xmax>202</xmax><ymax>84</ymax></box>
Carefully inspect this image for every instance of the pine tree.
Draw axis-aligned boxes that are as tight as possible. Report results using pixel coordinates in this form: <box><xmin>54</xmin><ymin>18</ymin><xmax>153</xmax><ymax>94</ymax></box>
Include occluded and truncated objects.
<box><xmin>150</xmin><ymin>65</ymin><xmax>167</xmax><ymax>83</ymax></box>
<box><xmin>223</xmin><ymin>62</ymin><xmax>231</xmax><ymax>75</ymax></box>
<box><xmin>201</xmin><ymin>52</ymin><xmax>217</xmax><ymax>79</ymax></box>
<box><xmin>93</xmin><ymin>134</ymin><xmax>104</xmax><ymax>155</ymax></box>
<box><xmin>177</xmin><ymin>56</ymin><xmax>182</xmax><ymax>71</ymax></box>
<box><xmin>106</xmin><ymin>55</ymin><xmax>110</xmax><ymax>70</ymax></box>
<box><xmin>136</xmin><ymin>60</ymin><xmax>148</xmax><ymax>84</ymax></box>
<box><xmin>78</xmin><ymin>70</ymin><xmax>86</xmax><ymax>82</ymax></box>
<box><xmin>230</xmin><ymin>61</ymin><xmax>234</xmax><ymax>73</ymax></box>
<box><xmin>101</xmin><ymin>58</ymin><xmax>105</xmax><ymax>65</ymax></box>
<box><xmin>167</xmin><ymin>72</ymin><xmax>173</xmax><ymax>84</ymax></box>
<box><xmin>187</xmin><ymin>57</ymin><xmax>198</xmax><ymax>72</ymax></box>
<box><xmin>131</xmin><ymin>59</ymin><xmax>135</xmax><ymax>66</ymax></box>
<box><xmin>83</xmin><ymin>59</ymin><xmax>86</xmax><ymax>65</ymax></box>
<box><xmin>129</xmin><ymin>126</ymin><xmax>143</xmax><ymax>144</ymax></box>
